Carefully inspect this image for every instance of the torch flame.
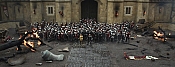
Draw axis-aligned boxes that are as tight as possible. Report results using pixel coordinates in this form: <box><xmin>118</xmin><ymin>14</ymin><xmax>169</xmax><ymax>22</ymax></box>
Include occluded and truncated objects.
<box><xmin>23</xmin><ymin>40</ymin><xmax>35</xmax><ymax>52</ymax></box>
<box><xmin>18</xmin><ymin>29</ymin><xmax>42</xmax><ymax>52</ymax></box>
<box><xmin>17</xmin><ymin>32</ymin><xmax>41</xmax><ymax>52</ymax></box>
<box><xmin>38</xmin><ymin>41</ymin><xmax>41</xmax><ymax>46</ymax></box>
<box><xmin>153</xmin><ymin>30</ymin><xmax>166</xmax><ymax>42</ymax></box>
<box><xmin>34</xmin><ymin>32</ymin><xmax>40</xmax><ymax>38</ymax></box>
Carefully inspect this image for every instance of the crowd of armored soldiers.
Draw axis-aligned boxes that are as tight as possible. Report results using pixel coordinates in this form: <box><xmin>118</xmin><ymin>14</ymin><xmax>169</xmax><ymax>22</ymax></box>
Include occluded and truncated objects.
<box><xmin>31</xmin><ymin>18</ymin><xmax>135</xmax><ymax>43</ymax></box>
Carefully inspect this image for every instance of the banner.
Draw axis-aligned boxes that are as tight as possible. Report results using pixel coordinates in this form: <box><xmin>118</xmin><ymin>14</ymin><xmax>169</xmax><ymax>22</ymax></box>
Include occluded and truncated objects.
<box><xmin>3</xmin><ymin>6</ymin><xmax>9</xmax><ymax>18</ymax></box>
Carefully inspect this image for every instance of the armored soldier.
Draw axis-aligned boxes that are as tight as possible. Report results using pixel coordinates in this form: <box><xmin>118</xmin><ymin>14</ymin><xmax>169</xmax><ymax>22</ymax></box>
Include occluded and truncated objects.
<box><xmin>125</xmin><ymin>31</ymin><xmax>130</xmax><ymax>43</ymax></box>
<box><xmin>88</xmin><ymin>33</ymin><xmax>92</xmax><ymax>44</ymax></box>
<box><xmin>117</xmin><ymin>30</ymin><xmax>122</xmax><ymax>43</ymax></box>
<box><xmin>110</xmin><ymin>30</ymin><xmax>115</xmax><ymax>42</ymax></box>
<box><xmin>79</xmin><ymin>34</ymin><xmax>83</xmax><ymax>45</ymax></box>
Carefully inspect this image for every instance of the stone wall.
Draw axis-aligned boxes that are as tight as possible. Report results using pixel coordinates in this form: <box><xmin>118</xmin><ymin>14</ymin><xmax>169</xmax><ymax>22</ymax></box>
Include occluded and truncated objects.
<box><xmin>1</xmin><ymin>2</ymin><xmax>31</xmax><ymax>22</ymax></box>
<box><xmin>98</xmin><ymin>0</ymin><xmax>107</xmax><ymax>23</ymax></box>
<box><xmin>56</xmin><ymin>1</ymin><xmax>71</xmax><ymax>24</ymax></box>
<box><xmin>0</xmin><ymin>0</ymin><xmax>174</xmax><ymax>25</ymax></box>
<box><xmin>107</xmin><ymin>2</ymin><xmax>114</xmax><ymax>23</ymax></box>
<box><xmin>42</xmin><ymin>2</ymin><xmax>56</xmax><ymax>22</ymax></box>
<box><xmin>30</xmin><ymin>2</ymin><xmax>42</xmax><ymax>23</ymax></box>
<box><xmin>0</xmin><ymin>22</ymin><xmax>19</xmax><ymax>29</ymax></box>
<box><xmin>113</xmin><ymin>2</ymin><xmax>124</xmax><ymax>23</ymax></box>
<box><xmin>135</xmin><ymin>2</ymin><xmax>149</xmax><ymax>22</ymax></box>
<box><xmin>148</xmin><ymin>3</ymin><xmax>172</xmax><ymax>22</ymax></box>
<box><xmin>171</xmin><ymin>1</ymin><xmax>175</xmax><ymax>23</ymax></box>
<box><xmin>123</xmin><ymin>2</ymin><xmax>137</xmax><ymax>22</ymax></box>
<box><xmin>107</xmin><ymin>2</ymin><xmax>123</xmax><ymax>23</ymax></box>
<box><xmin>71</xmin><ymin>0</ymin><xmax>81</xmax><ymax>22</ymax></box>
<box><xmin>107</xmin><ymin>1</ymin><xmax>139</xmax><ymax>23</ymax></box>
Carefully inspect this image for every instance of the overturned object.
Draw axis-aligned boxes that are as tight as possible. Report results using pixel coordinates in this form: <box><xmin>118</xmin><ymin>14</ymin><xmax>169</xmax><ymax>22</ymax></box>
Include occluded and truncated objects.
<box><xmin>41</xmin><ymin>50</ymin><xmax>64</xmax><ymax>61</ymax></box>
<box><xmin>7</xmin><ymin>56</ymin><xmax>26</xmax><ymax>66</ymax></box>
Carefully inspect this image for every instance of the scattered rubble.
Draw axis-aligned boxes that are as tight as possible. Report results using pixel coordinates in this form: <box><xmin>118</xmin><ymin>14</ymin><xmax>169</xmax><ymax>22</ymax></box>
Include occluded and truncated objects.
<box><xmin>36</xmin><ymin>63</ymin><xmax>42</xmax><ymax>66</ymax></box>
<box><xmin>58</xmin><ymin>47</ymin><xmax>69</xmax><ymax>52</ymax></box>
<box><xmin>136</xmin><ymin>35</ymin><xmax>142</xmax><ymax>37</ymax></box>
<box><xmin>7</xmin><ymin>55</ymin><xmax>26</xmax><ymax>66</ymax></box>
<box><xmin>46</xmin><ymin>61</ymin><xmax>53</xmax><ymax>63</ymax></box>
<box><xmin>41</xmin><ymin>50</ymin><xmax>64</xmax><ymax>61</ymax></box>
<box><xmin>124</xmin><ymin>52</ymin><xmax>158</xmax><ymax>60</ymax></box>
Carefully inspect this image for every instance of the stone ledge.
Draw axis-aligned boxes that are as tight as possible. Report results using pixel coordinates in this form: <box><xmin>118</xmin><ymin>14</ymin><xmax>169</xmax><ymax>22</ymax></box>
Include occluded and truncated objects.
<box><xmin>0</xmin><ymin>22</ymin><xmax>20</xmax><ymax>30</ymax></box>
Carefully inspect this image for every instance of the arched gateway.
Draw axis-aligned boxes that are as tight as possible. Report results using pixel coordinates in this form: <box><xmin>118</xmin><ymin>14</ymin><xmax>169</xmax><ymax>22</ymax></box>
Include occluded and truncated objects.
<box><xmin>81</xmin><ymin>0</ymin><xmax>98</xmax><ymax>20</ymax></box>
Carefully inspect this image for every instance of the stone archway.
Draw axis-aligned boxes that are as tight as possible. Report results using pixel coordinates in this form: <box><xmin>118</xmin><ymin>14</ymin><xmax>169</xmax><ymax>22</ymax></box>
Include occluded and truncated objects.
<box><xmin>81</xmin><ymin>0</ymin><xmax>98</xmax><ymax>20</ymax></box>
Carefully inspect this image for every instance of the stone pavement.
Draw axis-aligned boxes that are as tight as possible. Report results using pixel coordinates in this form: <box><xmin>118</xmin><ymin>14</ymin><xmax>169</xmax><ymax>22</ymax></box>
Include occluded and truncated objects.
<box><xmin>67</xmin><ymin>43</ymin><xmax>111</xmax><ymax>67</ymax></box>
<box><xmin>0</xmin><ymin>28</ymin><xmax>175</xmax><ymax>67</ymax></box>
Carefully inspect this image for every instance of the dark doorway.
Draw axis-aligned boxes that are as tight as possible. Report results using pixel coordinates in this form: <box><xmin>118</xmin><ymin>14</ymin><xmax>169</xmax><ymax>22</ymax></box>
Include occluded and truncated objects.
<box><xmin>81</xmin><ymin>0</ymin><xmax>98</xmax><ymax>20</ymax></box>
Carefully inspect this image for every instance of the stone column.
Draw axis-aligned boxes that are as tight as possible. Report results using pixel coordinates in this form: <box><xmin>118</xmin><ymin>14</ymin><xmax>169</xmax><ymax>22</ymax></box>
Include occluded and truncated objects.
<box><xmin>71</xmin><ymin>0</ymin><xmax>81</xmax><ymax>22</ymax></box>
<box><xmin>98</xmin><ymin>0</ymin><xmax>107</xmax><ymax>22</ymax></box>
<box><xmin>136</xmin><ymin>3</ymin><xmax>143</xmax><ymax>22</ymax></box>
<box><xmin>107</xmin><ymin>1</ymin><xmax>114</xmax><ymax>24</ymax></box>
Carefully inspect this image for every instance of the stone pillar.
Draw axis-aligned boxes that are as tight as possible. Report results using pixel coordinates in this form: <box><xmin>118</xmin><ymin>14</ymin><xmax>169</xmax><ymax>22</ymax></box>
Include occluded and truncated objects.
<box><xmin>107</xmin><ymin>2</ymin><xmax>114</xmax><ymax>24</ymax></box>
<box><xmin>98</xmin><ymin>0</ymin><xmax>107</xmax><ymax>22</ymax></box>
<box><xmin>136</xmin><ymin>3</ymin><xmax>144</xmax><ymax>22</ymax></box>
<box><xmin>71</xmin><ymin>0</ymin><xmax>81</xmax><ymax>22</ymax></box>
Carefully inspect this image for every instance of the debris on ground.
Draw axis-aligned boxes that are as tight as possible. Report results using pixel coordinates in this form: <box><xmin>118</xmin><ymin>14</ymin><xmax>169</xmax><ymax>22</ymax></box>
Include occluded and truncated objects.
<box><xmin>124</xmin><ymin>52</ymin><xmax>158</xmax><ymax>60</ymax></box>
<box><xmin>58</xmin><ymin>47</ymin><xmax>69</xmax><ymax>52</ymax></box>
<box><xmin>137</xmin><ymin>35</ymin><xmax>142</xmax><ymax>37</ymax></box>
<box><xmin>46</xmin><ymin>61</ymin><xmax>53</xmax><ymax>63</ymax></box>
<box><xmin>36</xmin><ymin>63</ymin><xmax>42</xmax><ymax>66</ymax></box>
<box><xmin>130</xmin><ymin>37</ymin><xmax>135</xmax><ymax>40</ymax></box>
<box><xmin>41</xmin><ymin>50</ymin><xmax>64</xmax><ymax>61</ymax></box>
<box><xmin>7</xmin><ymin>55</ymin><xmax>26</xmax><ymax>66</ymax></box>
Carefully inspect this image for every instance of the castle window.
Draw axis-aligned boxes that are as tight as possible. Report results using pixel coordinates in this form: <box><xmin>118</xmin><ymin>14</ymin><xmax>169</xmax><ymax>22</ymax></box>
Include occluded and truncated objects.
<box><xmin>46</xmin><ymin>6</ymin><xmax>54</xmax><ymax>15</ymax></box>
<box><xmin>124</xmin><ymin>6</ymin><xmax>132</xmax><ymax>16</ymax></box>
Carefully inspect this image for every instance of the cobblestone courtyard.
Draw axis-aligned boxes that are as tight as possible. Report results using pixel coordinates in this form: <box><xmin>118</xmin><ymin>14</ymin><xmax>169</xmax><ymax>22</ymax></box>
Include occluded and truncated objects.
<box><xmin>0</xmin><ymin>28</ymin><xmax>175</xmax><ymax>67</ymax></box>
